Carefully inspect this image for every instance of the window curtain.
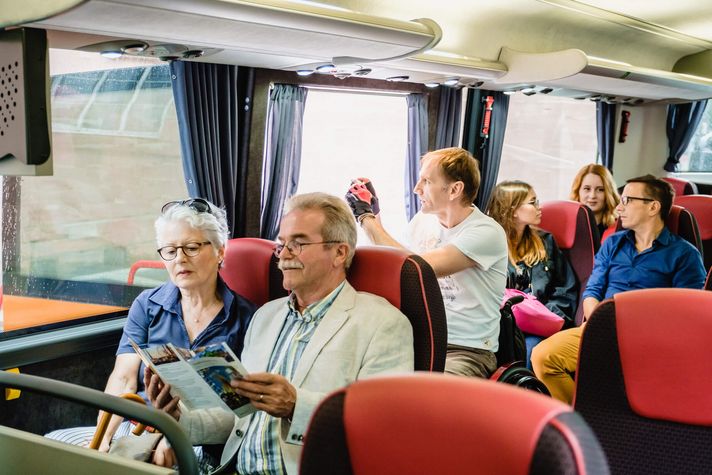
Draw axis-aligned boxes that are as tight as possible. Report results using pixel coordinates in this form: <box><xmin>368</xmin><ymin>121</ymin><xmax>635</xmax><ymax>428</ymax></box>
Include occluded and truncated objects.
<box><xmin>170</xmin><ymin>61</ymin><xmax>254</xmax><ymax>237</ymax></box>
<box><xmin>461</xmin><ymin>89</ymin><xmax>510</xmax><ymax>211</ymax></box>
<box><xmin>435</xmin><ymin>86</ymin><xmax>462</xmax><ymax>149</ymax></box>
<box><xmin>405</xmin><ymin>93</ymin><xmax>428</xmax><ymax>220</ymax></box>
<box><xmin>596</xmin><ymin>102</ymin><xmax>617</xmax><ymax>171</ymax></box>
<box><xmin>259</xmin><ymin>84</ymin><xmax>308</xmax><ymax>240</ymax></box>
<box><xmin>664</xmin><ymin>100</ymin><xmax>708</xmax><ymax>172</ymax></box>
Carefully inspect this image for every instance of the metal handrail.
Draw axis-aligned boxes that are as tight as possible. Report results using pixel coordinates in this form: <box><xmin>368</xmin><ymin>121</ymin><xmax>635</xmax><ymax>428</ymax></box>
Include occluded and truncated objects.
<box><xmin>0</xmin><ymin>370</ymin><xmax>198</xmax><ymax>475</ymax></box>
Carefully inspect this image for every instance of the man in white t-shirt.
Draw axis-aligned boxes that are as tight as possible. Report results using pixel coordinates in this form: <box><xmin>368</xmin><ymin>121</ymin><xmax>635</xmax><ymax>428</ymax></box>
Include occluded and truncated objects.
<box><xmin>346</xmin><ymin>147</ymin><xmax>508</xmax><ymax>377</ymax></box>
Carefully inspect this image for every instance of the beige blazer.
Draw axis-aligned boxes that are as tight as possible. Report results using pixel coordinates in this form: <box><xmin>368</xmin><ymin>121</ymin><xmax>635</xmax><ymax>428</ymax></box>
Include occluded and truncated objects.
<box><xmin>180</xmin><ymin>281</ymin><xmax>414</xmax><ymax>474</ymax></box>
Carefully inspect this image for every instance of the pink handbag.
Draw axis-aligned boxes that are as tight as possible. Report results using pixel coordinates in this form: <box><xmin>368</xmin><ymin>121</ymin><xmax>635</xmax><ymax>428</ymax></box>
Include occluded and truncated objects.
<box><xmin>502</xmin><ymin>289</ymin><xmax>564</xmax><ymax>337</ymax></box>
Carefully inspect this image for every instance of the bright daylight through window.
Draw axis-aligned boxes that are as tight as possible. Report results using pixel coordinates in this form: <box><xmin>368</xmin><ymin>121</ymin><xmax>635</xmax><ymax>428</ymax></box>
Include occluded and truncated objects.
<box><xmin>298</xmin><ymin>89</ymin><xmax>410</xmax><ymax>243</ymax></box>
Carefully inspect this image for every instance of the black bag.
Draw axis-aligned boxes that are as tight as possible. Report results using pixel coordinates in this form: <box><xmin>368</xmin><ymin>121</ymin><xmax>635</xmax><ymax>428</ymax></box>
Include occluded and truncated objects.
<box><xmin>495</xmin><ymin>294</ymin><xmax>527</xmax><ymax>367</ymax></box>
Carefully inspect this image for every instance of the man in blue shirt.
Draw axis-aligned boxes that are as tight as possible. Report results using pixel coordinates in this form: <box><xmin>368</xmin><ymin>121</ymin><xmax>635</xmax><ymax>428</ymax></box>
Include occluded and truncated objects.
<box><xmin>532</xmin><ymin>175</ymin><xmax>705</xmax><ymax>403</ymax></box>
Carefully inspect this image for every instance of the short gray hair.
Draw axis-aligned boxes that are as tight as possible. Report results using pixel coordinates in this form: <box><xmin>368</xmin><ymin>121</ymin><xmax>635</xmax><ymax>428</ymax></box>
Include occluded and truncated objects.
<box><xmin>283</xmin><ymin>192</ymin><xmax>357</xmax><ymax>268</ymax></box>
<box><xmin>155</xmin><ymin>199</ymin><xmax>229</xmax><ymax>250</ymax></box>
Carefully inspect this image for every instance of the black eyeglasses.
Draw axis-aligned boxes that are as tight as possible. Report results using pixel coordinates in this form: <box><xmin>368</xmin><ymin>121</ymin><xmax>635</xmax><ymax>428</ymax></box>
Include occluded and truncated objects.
<box><xmin>620</xmin><ymin>196</ymin><xmax>654</xmax><ymax>206</ymax></box>
<box><xmin>161</xmin><ymin>198</ymin><xmax>212</xmax><ymax>214</ymax></box>
<box><xmin>157</xmin><ymin>241</ymin><xmax>212</xmax><ymax>261</ymax></box>
<box><xmin>273</xmin><ymin>240</ymin><xmax>341</xmax><ymax>257</ymax></box>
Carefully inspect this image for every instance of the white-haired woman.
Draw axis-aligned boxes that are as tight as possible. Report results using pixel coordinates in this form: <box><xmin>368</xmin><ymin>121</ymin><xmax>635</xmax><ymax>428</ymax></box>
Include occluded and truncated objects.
<box><xmin>47</xmin><ymin>198</ymin><xmax>255</xmax><ymax>468</ymax></box>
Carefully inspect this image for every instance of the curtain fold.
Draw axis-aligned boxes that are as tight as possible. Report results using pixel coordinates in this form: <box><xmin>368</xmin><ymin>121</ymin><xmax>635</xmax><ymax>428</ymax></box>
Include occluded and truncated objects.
<box><xmin>665</xmin><ymin>100</ymin><xmax>708</xmax><ymax>172</ymax></box>
<box><xmin>461</xmin><ymin>89</ymin><xmax>510</xmax><ymax>211</ymax></box>
<box><xmin>596</xmin><ymin>102</ymin><xmax>617</xmax><ymax>171</ymax></box>
<box><xmin>170</xmin><ymin>61</ymin><xmax>254</xmax><ymax>237</ymax></box>
<box><xmin>405</xmin><ymin>93</ymin><xmax>429</xmax><ymax>220</ymax></box>
<box><xmin>259</xmin><ymin>84</ymin><xmax>308</xmax><ymax>240</ymax></box>
<box><xmin>435</xmin><ymin>86</ymin><xmax>462</xmax><ymax>149</ymax></box>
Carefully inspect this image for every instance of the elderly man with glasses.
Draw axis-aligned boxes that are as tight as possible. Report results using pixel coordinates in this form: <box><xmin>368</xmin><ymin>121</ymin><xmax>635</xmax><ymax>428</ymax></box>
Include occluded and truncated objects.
<box><xmin>532</xmin><ymin>175</ymin><xmax>706</xmax><ymax>404</ymax></box>
<box><xmin>147</xmin><ymin>192</ymin><xmax>413</xmax><ymax>474</ymax></box>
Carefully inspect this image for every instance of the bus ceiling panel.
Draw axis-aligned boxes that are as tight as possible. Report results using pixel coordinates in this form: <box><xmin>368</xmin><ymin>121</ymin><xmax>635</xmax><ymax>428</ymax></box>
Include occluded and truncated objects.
<box><xmin>0</xmin><ymin>0</ymin><xmax>85</xmax><ymax>29</ymax></box>
<box><xmin>493</xmin><ymin>48</ymin><xmax>712</xmax><ymax>103</ymax></box>
<box><xmin>29</xmin><ymin>0</ymin><xmax>441</xmax><ymax>68</ymax></box>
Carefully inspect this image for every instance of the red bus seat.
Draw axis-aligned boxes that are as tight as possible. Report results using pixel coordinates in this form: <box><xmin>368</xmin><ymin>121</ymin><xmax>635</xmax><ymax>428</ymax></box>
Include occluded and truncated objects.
<box><xmin>675</xmin><ymin>195</ymin><xmax>712</xmax><ymax>271</ymax></box>
<box><xmin>661</xmin><ymin>176</ymin><xmax>698</xmax><ymax>196</ymax></box>
<box><xmin>301</xmin><ymin>373</ymin><xmax>609</xmax><ymax>475</ymax></box>
<box><xmin>574</xmin><ymin>288</ymin><xmax>712</xmax><ymax>474</ymax></box>
<box><xmin>220</xmin><ymin>239</ymin><xmax>447</xmax><ymax>372</ymax></box>
<box><xmin>539</xmin><ymin>200</ymin><xmax>598</xmax><ymax>325</ymax></box>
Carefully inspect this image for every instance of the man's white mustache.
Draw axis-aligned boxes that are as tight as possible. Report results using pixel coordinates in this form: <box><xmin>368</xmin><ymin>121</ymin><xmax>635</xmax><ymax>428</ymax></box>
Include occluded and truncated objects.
<box><xmin>279</xmin><ymin>260</ymin><xmax>304</xmax><ymax>271</ymax></box>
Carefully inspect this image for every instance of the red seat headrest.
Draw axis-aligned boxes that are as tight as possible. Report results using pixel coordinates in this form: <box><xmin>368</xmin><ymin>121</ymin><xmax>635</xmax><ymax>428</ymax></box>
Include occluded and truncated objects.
<box><xmin>615</xmin><ymin>288</ymin><xmax>712</xmax><ymax>426</ymax></box>
<box><xmin>539</xmin><ymin>200</ymin><xmax>584</xmax><ymax>249</ymax></box>
<box><xmin>342</xmin><ymin>374</ymin><xmax>571</xmax><ymax>475</ymax></box>
<box><xmin>675</xmin><ymin>195</ymin><xmax>712</xmax><ymax>240</ymax></box>
<box><xmin>220</xmin><ymin>238</ymin><xmax>276</xmax><ymax>307</ymax></box>
<box><xmin>347</xmin><ymin>246</ymin><xmax>407</xmax><ymax>309</ymax></box>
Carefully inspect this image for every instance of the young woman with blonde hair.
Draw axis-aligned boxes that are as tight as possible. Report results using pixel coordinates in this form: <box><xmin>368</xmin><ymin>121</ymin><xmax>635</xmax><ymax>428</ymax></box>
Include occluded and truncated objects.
<box><xmin>487</xmin><ymin>181</ymin><xmax>578</xmax><ymax>366</ymax></box>
<box><xmin>569</xmin><ymin>164</ymin><xmax>620</xmax><ymax>240</ymax></box>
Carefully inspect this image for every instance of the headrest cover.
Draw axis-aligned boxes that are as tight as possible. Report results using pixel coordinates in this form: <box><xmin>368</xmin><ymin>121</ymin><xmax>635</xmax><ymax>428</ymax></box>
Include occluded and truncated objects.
<box><xmin>615</xmin><ymin>288</ymin><xmax>712</xmax><ymax>426</ymax></box>
<box><xmin>347</xmin><ymin>246</ymin><xmax>406</xmax><ymax>309</ymax></box>
<box><xmin>220</xmin><ymin>238</ymin><xmax>275</xmax><ymax>306</ymax></box>
<box><xmin>343</xmin><ymin>374</ymin><xmax>570</xmax><ymax>475</ymax></box>
<box><xmin>675</xmin><ymin>195</ymin><xmax>712</xmax><ymax>240</ymax></box>
<box><xmin>539</xmin><ymin>200</ymin><xmax>581</xmax><ymax>249</ymax></box>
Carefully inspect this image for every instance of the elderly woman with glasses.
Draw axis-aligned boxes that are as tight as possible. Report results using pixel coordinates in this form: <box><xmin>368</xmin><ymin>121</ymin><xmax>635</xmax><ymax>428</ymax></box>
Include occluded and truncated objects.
<box><xmin>46</xmin><ymin>198</ymin><xmax>255</xmax><ymax>464</ymax></box>
<box><xmin>486</xmin><ymin>181</ymin><xmax>578</xmax><ymax>367</ymax></box>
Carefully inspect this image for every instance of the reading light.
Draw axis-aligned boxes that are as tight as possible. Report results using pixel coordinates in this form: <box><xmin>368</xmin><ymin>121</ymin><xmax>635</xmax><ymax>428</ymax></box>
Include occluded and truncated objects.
<box><xmin>503</xmin><ymin>90</ymin><xmax>517</xmax><ymax>95</ymax></box>
<box><xmin>386</xmin><ymin>75</ymin><xmax>409</xmax><ymax>82</ymax></box>
<box><xmin>122</xmin><ymin>43</ymin><xmax>148</xmax><ymax>55</ymax></box>
<box><xmin>352</xmin><ymin>68</ymin><xmax>372</xmax><ymax>76</ymax></box>
<box><xmin>316</xmin><ymin>63</ymin><xmax>336</xmax><ymax>74</ymax></box>
<box><xmin>100</xmin><ymin>49</ymin><xmax>123</xmax><ymax>59</ymax></box>
<box><xmin>443</xmin><ymin>77</ymin><xmax>460</xmax><ymax>86</ymax></box>
<box><xmin>424</xmin><ymin>82</ymin><xmax>440</xmax><ymax>88</ymax></box>
<box><xmin>296</xmin><ymin>69</ymin><xmax>314</xmax><ymax>76</ymax></box>
<box><xmin>182</xmin><ymin>49</ymin><xmax>205</xmax><ymax>59</ymax></box>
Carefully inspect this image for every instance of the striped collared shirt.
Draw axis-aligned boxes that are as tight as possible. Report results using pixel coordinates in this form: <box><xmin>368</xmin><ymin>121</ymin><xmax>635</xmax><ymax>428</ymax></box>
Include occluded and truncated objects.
<box><xmin>235</xmin><ymin>281</ymin><xmax>346</xmax><ymax>474</ymax></box>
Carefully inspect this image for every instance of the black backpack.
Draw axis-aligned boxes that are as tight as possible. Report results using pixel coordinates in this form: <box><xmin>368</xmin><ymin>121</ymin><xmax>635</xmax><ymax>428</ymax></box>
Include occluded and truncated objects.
<box><xmin>495</xmin><ymin>294</ymin><xmax>527</xmax><ymax>366</ymax></box>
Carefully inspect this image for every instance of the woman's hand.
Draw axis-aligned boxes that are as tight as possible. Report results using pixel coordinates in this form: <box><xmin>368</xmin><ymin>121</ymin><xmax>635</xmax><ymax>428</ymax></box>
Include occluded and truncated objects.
<box><xmin>144</xmin><ymin>367</ymin><xmax>181</xmax><ymax>421</ymax></box>
<box><xmin>151</xmin><ymin>437</ymin><xmax>176</xmax><ymax>468</ymax></box>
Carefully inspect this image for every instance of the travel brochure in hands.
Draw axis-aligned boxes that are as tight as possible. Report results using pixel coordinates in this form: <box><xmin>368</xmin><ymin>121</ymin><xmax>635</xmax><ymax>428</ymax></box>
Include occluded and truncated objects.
<box><xmin>129</xmin><ymin>339</ymin><xmax>256</xmax><ymax>418</ymax></box>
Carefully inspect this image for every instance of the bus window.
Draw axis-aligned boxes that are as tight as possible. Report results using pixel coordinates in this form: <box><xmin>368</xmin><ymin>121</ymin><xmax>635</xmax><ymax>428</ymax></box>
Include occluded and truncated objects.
<box><xmin>678</xmin><ymin>105</ymin><xmax>712</xmax><ymax>172</ymax></box>
<box><xmin>498</xmin><ymin>94</ymin><xmax>598</xmax><ymax>201</ymax></box>
<box><xmin>297</xmin><ymin>89</ymin><xmax>410</xmax><ymax>243</ymax></box>
<box><xmin>1</xmin><ymin>49</ymin><xmax>182</xmax><ymax>334</ymax></box>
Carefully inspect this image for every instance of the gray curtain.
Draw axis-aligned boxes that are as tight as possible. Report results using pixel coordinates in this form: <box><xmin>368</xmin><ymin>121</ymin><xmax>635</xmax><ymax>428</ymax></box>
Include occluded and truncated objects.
<box><xmin>596</xmin><ymin>102</ymin><xmax>617</xmax><ymax>171</ymax></box>
<box><xmin>405</xmin><ymin>93</ymin><xmax>428</xmax><ymax>220</ymax></box>
<box><xmin>435</xmin><ymin>86</ymin><xmax>462</xmax><ymax>149</ymax></box>
<box><xmin>665</xmin><ymin>100</ymin><xmax>708</xmax><ymax>172</ymax></box>
<box><xmin>462</xmin><ymin>89</ymin><xmax>510</xmax><ymax>211</ymax></box>
<box><xmin>170</xmin><ymin>61</ymin><xmax>254</xmax><ymax>237</ymax></box>
<box><xmin>260</xmin><ymin>84</ymin><xmax>308</xmax><ymax>240</ymax></box>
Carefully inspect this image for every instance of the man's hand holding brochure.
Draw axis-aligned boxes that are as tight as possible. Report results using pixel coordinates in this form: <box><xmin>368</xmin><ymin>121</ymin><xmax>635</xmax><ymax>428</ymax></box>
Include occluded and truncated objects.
<box><xmin>130</xmin><ymin>338</ymin><xmax>256</xmax><ymax>418</ymax></box>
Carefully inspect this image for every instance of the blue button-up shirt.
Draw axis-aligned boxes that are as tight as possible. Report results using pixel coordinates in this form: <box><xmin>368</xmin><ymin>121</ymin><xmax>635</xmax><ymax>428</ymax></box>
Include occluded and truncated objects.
<box><xmin>117</xmin><ymin>277</ymin><xmax>256</xmax><ymax>394</ymax></box>
<box><xmin>583</xmin><ymin>227</ymin><xmax>706</xmax><ymax>301</ymax></box>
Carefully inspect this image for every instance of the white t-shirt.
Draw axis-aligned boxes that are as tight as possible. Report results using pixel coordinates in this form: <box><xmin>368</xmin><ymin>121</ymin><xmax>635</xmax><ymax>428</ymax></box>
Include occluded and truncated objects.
<box><xmin>408</xmin><ymin>208</ymin><xmax>507</xmax><ymax>351</ymax></box>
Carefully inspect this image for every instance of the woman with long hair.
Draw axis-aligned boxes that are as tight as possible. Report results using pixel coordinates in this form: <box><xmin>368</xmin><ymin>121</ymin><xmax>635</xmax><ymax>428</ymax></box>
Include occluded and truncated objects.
<box><xmin>487</xmin><ymin>181</ymin><xmax>578</xmax><ymax>366</ymax></box>
<box><xmin>569</xmin><ymin>164</ymin><xmax>620</xmax><ymax>240</ymax></box>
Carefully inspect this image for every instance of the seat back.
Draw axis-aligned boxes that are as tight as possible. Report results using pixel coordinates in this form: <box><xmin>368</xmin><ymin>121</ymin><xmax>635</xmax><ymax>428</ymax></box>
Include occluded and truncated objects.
<box><xmin>220</xmin><ymin>238</ymin><xmax>286</xmax><ymax>307</ymax></box>
<box><xmin>662</xmin><ymin>176</ymin><xmax>698</xmax><ymax>196</ymax></box>
<box><xmin>301</xmin><ymin>373</ymin><xmax>608</xmax><ymax>475</ymax></box>
<box><xmin>347</xmin><ymin>246</ymin><xmax>447</xmax><ymax>372</ymax></box>
<box><xmin>574</xmin><ymin>288</ymin><xmax>712</xmax><ymax>474</ymax></box>
<box><xmin>538</xmin><ymin>200</ymin><xmax>598</xmax><ymax>325</ymax></box>
<box><xmin>605</xmin><ymin>204</ymin><xmax>703</xmax><ymax>255</ymax></box>
<box><xmin>706</xmin><ymin>266</ymin><xmax>712</xmax><ymax>291</ymax></box>
<box><xmin>675</xmin><ymin>195</ymin><xmax>712</xmax><ymax>270</ymax></box>
<box><xmin>220</xmin><ymin>239</ymin><xmax>447</xmax><ymax>372</ymax></box>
